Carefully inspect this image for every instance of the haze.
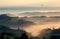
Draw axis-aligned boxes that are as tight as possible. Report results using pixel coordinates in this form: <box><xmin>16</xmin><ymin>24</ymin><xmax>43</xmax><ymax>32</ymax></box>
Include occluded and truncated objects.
<box><xmin>0</xmin><ymin>0</ymin><xmax>60</xmax><ymax>7</ymax></box>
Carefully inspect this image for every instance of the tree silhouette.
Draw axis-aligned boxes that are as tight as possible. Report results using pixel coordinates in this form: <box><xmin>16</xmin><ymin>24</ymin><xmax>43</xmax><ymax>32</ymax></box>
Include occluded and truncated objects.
<box><xmin>20</xmin><ymin>32</ymin><xmax>28</xmax><ymax>39</ymax></box>
<box><xmin>16</xmin><ymin>32</ymin><xmax>28</xmax><ymax>39</ymax></box>
<box><xmin>0</xmin><ymin>31</ymin><xmax>5</xmax><ymax>39</ymax></box>
<box><xmin>50</xmin><ymin>28</ymin><xmax>60</xmax><ymax>39</ymax></box>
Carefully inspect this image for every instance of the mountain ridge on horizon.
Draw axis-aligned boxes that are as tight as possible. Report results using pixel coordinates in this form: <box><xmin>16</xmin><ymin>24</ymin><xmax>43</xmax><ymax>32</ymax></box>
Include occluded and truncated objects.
<box><xmin>0</xmin><ymin>7</ymin><xmax>60</xmax><ymax>10</ymax></box>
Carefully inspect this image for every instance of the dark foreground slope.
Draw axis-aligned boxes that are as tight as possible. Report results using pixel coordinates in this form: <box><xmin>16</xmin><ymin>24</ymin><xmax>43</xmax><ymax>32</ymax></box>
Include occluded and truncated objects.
<box><xmin>0</xmin><ymin>25</ymin><xmax>28</xmax><ymax>39</ymax></box>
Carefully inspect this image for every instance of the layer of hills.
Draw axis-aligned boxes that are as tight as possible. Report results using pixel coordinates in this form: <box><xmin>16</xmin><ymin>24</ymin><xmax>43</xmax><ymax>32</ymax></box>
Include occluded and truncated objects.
<box><xmin>0</xmin><ymin>14</ymin><xmax>60</xmax><ymax>26</ymax></box>
<box><xmin>0</xmin><ymin>14</ymin><xmax>60</xmax><ymax>28</ymax></box>
<box><xmin>0</xmin><ymin>7</ymin><xmax>60</xmax><ymax>10</ymax></box>
<box><xmin>0</xmin><ymin>14</ymin><xmax>35</xmax><ymax>28</ymax></box>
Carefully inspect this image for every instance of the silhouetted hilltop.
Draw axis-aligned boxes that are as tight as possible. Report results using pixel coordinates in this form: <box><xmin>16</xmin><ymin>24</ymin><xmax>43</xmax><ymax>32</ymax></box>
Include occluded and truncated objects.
<box><xmin>0</xmin><ymin>14</ymin><xmax>11</xmax><ymax>20</ymax></box>
<box><xmin>51</xmin><ymin>28</ymin><xmax>60</xmax><ymax>35</ymax></box>
<box><xmin>38</xmin><ymin>28</ymin><xmax>60</xmax><ymax>39</ymax></box>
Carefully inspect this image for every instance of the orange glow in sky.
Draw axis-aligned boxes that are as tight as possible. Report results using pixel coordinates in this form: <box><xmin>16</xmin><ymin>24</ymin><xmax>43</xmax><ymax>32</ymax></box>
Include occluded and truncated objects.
<box><xmin>0</xmin><ymin>0</ymin><xmax>60</xmax><ymax>7</ymax></box>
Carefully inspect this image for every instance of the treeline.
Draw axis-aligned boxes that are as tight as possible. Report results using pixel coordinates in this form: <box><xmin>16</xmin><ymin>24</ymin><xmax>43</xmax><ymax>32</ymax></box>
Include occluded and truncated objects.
<box><xmin>0</xmin><ymin>25</ymin><xmax>60</xmax><ymax>39</ymax></box>
<box><xmin>29</xmin><ymin>28</ymin><xmax>60</xmax><ymax>39</ymax></box>
<box><xmin>0</xmin><ymin>25</ymin><xmax>28</xmax><ymax>39</ymax></box>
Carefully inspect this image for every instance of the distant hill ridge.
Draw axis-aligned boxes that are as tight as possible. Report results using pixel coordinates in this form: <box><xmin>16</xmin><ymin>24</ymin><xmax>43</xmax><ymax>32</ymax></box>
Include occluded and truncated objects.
<box><xmin>0</xmin><ymin>14</ymin><xmax>35</xmax><ymax>27</ymax></box>
<box><xmin>0</xmin><ymin>7</ymin><xmax>60</xmax><ymax>10</ymax></box>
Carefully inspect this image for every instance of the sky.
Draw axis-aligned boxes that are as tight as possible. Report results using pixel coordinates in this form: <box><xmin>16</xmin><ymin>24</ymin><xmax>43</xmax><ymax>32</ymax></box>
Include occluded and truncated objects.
<box><xmin>0</xmin><ymin>0</ymin><xmax>60</xmax><ymax>7</ymax></box>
